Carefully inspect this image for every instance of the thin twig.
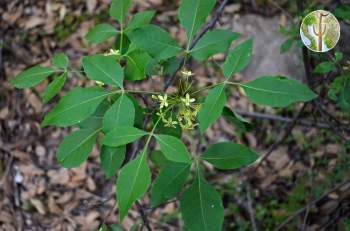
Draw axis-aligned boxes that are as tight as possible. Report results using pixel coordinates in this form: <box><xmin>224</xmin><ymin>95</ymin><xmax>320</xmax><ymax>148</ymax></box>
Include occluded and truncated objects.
<box><xmin>145</xmin><ymin>199</ymin><xmax>178</xmax><ymax>211</ymax></box>
<box><xmin>301</xmin><ymin>167</ymin><xmax>314</xmax><ymax>231</ymax></box>
<box><xmin>267</xmin><ymin>0</ymin><xmax>294</xmax><ymax>21</ymax></box>
<box><xmin>253</xmin><ymin>103</ymin><xmax>308</xmax><ymax>171</ymax></box>
<box><xmin>101</xmin><ymin>203</ymin><xmax>117</xmax><ymax>227</ymax></box>
<box><xmin>0</xmin><ymin>36</ymin><xmax>5</xmax><ymax>80</ymax></box>
<box><xmin>246</xmin><ymin>184</ymin><xmax>258</xmax><ymax>231</ymax></box>
<box><xmin>301</xmin><ymin>46</ymin><xmax>314</xmax><ymax>87</ymax></box>
<box><xmin>136</xmin><ymin>201</ymin><xmax>152</xmax><ymax>231</ymax></box>
<box><xmin>274</xmin><ymin>178</ymin><xmax>350</xmax><ymax>231</ymax></box>
<box><xmin>163</xmin><ymin>0</ymin><xmax>229</xmax><ymax>91</ymax></box>
<box><xmin>313</xmin><ymin>101</ymin><xmax>348</xmax><ymax>141</ymax></box>
<box><xmin>234</xmin><ymin>108</ymin><xmax>341</xmax><ymax>130</ymax></box>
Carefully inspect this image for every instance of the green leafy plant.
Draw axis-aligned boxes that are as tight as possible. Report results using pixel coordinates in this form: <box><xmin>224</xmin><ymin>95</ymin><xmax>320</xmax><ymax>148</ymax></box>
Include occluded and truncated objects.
<box><xmin>10</xmin><ymin>0</ymin><xmax>317</xmax><ymax>229</ymax></box>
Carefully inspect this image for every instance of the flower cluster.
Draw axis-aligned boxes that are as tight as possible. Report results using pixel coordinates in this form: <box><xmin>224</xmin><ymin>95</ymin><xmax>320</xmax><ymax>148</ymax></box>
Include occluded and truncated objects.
<box><xmin>104</xmin><ymin>49</ymin><xmax>120</xmax><ymax>56</ymax></box>
<box><xmin>152</xmin><ymin>68</ymin><xmax>201</xmax><ymax>130</ymax></box>
<box><xmin>152</xmin><ymin>92</ymin><xmax>200</xmax><ymax>130</ymax></box>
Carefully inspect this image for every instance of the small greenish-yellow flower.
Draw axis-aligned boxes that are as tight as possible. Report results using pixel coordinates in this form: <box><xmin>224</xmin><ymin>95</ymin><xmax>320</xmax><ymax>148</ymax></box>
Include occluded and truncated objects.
<box><xmin>180</xmin><ymin>118</ymin><xmax>196</xmax><ymax>130</ymax></box>
<box><xmin>164</xmin><ymin>117</ymin><xmax>178</xmax><ymax>128</ymax></box>
<box><xmin>181</xmin><ymin>93</ymin><xmax>195</xmax><ymax>107</ymax></box>
<box><xmin>343</xmin><ymin>61</ymin><xmax>350</xmax><ymax>71</ymax></box>
<box><xmin>158</xmin><ymin>94</ymin><xmax>168</xmax><ymax>108</ymax></box>
<box><xmin>156</xmin><ymin>111</ymin><xmax>164</xmax><ymax>119</ymax></box>
<box><xmin>193</xmin><ymin>104</ymin><xmax>201</xmax><ymax>116</ymax></box>
<box><xmin>181</xmin><ymin>69</ymin><xmax>194</xmax><ymax>78</ymax></box>
<box><xmin>104</xmin><ymin>49</ymin><xmax>120</xmax><ymax>56</ymax></box>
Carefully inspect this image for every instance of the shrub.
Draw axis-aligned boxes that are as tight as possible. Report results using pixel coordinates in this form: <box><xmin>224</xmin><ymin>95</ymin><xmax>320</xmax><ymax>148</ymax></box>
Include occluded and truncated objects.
<box><xmin>10</xmin><ymin>0</ymin><xmax>317</xmax><ymax>229</ymax></box>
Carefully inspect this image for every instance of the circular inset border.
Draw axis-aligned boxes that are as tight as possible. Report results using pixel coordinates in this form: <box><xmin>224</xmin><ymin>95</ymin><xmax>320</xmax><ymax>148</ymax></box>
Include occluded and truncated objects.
<box><xmin>300</xmin><ymin>10</ymin><xmax>340</xmax><ymax>52</ymax></box>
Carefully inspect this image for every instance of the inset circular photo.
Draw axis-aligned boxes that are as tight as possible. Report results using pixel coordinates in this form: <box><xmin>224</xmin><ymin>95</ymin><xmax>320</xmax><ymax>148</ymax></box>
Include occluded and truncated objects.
<box><xmin>300</xmin><ymin>10</ymin><xmax>340</xmax><ymax>52</ymax></box>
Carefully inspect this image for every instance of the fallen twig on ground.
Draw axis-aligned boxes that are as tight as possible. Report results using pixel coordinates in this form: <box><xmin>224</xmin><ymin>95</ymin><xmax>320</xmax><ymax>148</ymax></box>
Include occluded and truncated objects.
<box><xmin>246</xmin><ymin>184</ymin><xmax>259</xmax><ymax>231</ymax></box>
<box><xmin>274</xmin><ymin>178</ymin><xmax>350</xmax><ymax>231</ymax></box>
<box><xmin>253</xmin><ymin>103</ymin><xmax>308</xmax><ymax>171</ymax></box>
<box><xmin>234</xmin><ymin>108</ymin><xmax>343</xmax><ymax>130</ymax></box>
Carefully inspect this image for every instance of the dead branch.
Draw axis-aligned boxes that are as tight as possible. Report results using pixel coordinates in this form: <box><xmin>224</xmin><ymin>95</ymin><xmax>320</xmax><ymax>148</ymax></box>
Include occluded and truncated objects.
<box><xmin>253</xmin><ymin>103</ymin><xmax>308</xmax><ymax>171</ymax></box>
<box><xmin>274</xmin><ymin>178</ymin><xmax>350</xmax><ymax>231</ymax></box>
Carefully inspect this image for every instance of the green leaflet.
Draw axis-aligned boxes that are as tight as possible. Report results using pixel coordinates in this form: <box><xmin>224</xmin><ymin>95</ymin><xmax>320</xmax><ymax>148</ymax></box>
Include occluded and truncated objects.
<box><xmin>11</xmin><ymin>65</ymin><xmax>56</xmax><ymax>89</ymax></box>
<box><xmin>57</xmin><ymin>128</ymin><xmax>100</xmax><ymax>168</ymax></box>
<box><xmin>222</xmin><ymin>106</ymin><xmax>252</xmax><ymax>133</ymax></box>
<box><xmin>335</xmin><ymin>52</ymin><xmax>343</xmax><ymax>62</ymax></box>
<box><xmin>241</xmin><ymin>76</ymin><xmax>317</xmax><ymax>107</ymax></box>
<box><xmin>116</xmin><ymin>32</ymin><xmax>131</xmax><ymax>54</ymax></box>
<box><xmin>128</xmin><ymin>94</ymin><xmax>145</xmax><ymax>128</ymax></box>
<box><xmin>180</xmin><ymin>166</ymin><xmax>224</xmax><ymax>231</ymax></box>
<box><xmin>280</xmin><ymin>38</ymin><xmax>294</xmax><ymax>53</ymax></box>
<box><xmin>149</xmin><ymin>150</ymin><xmax>169</xmax><ymax>168</ymax></box>
<box><xmin>200</xmin><ymin>142</ymin><xmax>259</xmax><ymax>170</ymax></box>
<box><xmin>85</xmin><ymin>23</ymin><xmax>118</xmax><ymax>44</ymax></box>
<box><xmin>42</xmin><ymin>87</ymin><xmax>110</xmax><ymax>127</ymax></box>
<box><xmin>100</xmin><ymin>145</ymin><xmax>126</xmax><ymax>178</ymax></box>
<box><xmin>117</xmin><ymin>152</ymin><xmax>151</xmax><ymax>221</ymax></box>
<box><xmin>337</xmin><ymin>75</ymin><xmax>350</xmax><ymax>113</ymax></box>
<box><xmin>128</xmin><ymin>25</ymin><xmax>182</xmax><ymax>60</ymax></box>
<box><xmin>151</xmin><ymin>162</ymin><xmax>190</xmax><ymax>207</ymax></box>
<box><xmin>223</xmin><ymin>38</ymin><xmax>253</xmax><ymax>78</ymax></box>
<box><xmin>334</xmin><ymin>4</ymin><xmax>350</xmax><ymax>20</ymax></box>
<box><xmin>52</xmin><ymin>53</ymin><xmax>69</xmax><ymax>69</ymax></box>
<box><xmin>125</xmin><ymin>11</ymin><xmax>155</xmax><ymax>32</ymax></box>
<box><xmin>191</xmin><ymin>29</ymin><xmax>239</xmax><ymax>61</ymax></box>
<box><xmin>109</xmin><ymin>0</ymin><xmax>132</xmax><ymax>25</ymax></box>
<box><xmin>125</xmin><ymin>49</ymin><xmax>152</xmax><ymax>81</ymax></box>
<box><xmin>79</xmin><ymin>100</ymin><xmax>109</xmax><ymax>130</ymax></box>
<box><xmin>83</xmin><ymin>54</ymin><xmax>124</xmax><ymax>88</ymax></box>
<box><xmin>42</xmin><ymin>72</ymin><xmax>67</xmax><ymax>103</ymax></box>
<box><xmin>102</xmin><ymin>126</ymin><xmax>148</xmax><ymax>147</ymax></box>
<box><xmin>163</xmin><ymin>57</ymin><xmax>182</xmax><ymax>76</ymax></box>
<box><xmin>155</xmin><ymin>134</ymin><xmax>192</xmax><ymax>163</ymax></box>
<box><xmin>198</xmin><ymin>84</ymin><xmax>227</xmax><ymax>133</ymax></box>
<box><xmin>103</xmin><ymin>94</ymin><xmax>135</xmax><ymax>133</ymax></box>
<box><xmin>178</xmin><ymin>0</ymin><xmax>216</xmax><ymax>45</ymax></box>
<box><xmin>314</xmin><ymin>61</ymin><xmax>336</xmax><ymax>74</ymax></box>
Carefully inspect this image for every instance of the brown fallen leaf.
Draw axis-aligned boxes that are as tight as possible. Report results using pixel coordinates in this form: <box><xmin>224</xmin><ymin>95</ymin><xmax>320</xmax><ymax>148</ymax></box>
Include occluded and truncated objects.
<box><xmin>0</xmin><ymin>107</ymin><xmax>9</xmax><ymax>119</ymax></box>
<box><xmin>48</xmin><ymin>196</ymin><xmax>63</xmax><ymax>214</ymax></box>
<box><xmin>86</xmin><ymin>0</ymin><xmax>98</xmax><ymax>13</ymax></box>
<box><xmin>30</xmin><ymin>198</ymin><xmax>46</xmax><ymax>215</ymax></box>
<box><xmin>24</xmin><ymin>90</ymin><xmax>42</xmax><ymax>113</ymax></box>
<box><xmin>75</xmin><ymin>211</ymin><xmax>100</xmax><ymax>230</ymax></box>
<box><xmin>23</xmin><ymin>17</ymin><xmax>46</xmax><ymax>29</ymax></box>
<box><xmin>47</xmin><ymin>169</ymin><xmax>70</xmax><ymax>185</ymax></box>
<box><xmin>55</xmin><ymin>191</ymin><xmax>74</xmax><ymax>204</ymax></box>
<box><xmin>261</xmin><ymin>174</ymin><xmax>277</xmax><ymax>189</ymax></box>
<box><xmin>86</xmin><ymin>177</ymin><xmax>96</xmax><ymax>192</ymax></box>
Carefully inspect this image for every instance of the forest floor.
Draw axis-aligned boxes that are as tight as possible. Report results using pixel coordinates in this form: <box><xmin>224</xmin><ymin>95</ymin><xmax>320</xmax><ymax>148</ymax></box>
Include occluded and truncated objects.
<box><xmin>1</xmin><ymin>0</ymin><xmax>350</xmax><ymax>230</ymax></box>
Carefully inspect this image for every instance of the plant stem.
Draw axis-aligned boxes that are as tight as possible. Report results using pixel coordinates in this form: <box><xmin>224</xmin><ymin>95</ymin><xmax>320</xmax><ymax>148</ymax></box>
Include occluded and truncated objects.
<box><xmin>141</xmin><ymin>116</ymin><xmax>162</xmax><ymax>155</ymax></box>
<box><xmin>192</xmin><ymin>80</ymin><xmax>240</xmax><ymax>95</ymax></box>
<box><xmin>119</xmin><ymin>19</ymin><xmax>124</xmax><ymax>52</ymax></box>
<box><xmin>163</xmin><ymin>0</ymin><xmax>229</xmax><ymax>92</ymax></box>
<box><xmin>191</xmin><ymin>82</ymin><xmax>225</xmax><ymax>95</ymax></box>
<box><xmin>123</xmin><ymin>89</ymin><xmax>161</xmax><ymax>95</ymax></box>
